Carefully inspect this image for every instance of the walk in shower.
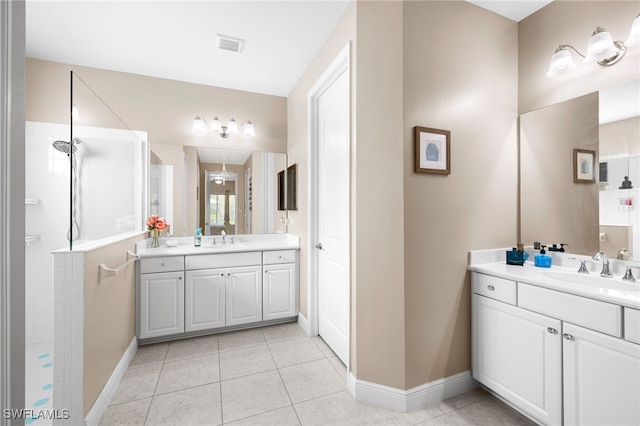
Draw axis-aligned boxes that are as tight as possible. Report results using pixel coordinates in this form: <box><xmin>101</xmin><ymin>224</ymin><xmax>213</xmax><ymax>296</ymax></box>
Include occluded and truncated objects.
<box><xmin>25</xmin><ymin>71</ymin><xmax>147</xmax><ymax>424</ymax></box>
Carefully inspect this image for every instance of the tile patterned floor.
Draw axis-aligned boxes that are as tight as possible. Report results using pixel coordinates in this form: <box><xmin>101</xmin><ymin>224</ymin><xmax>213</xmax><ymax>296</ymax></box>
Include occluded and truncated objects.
<box><xmin>100</xmin><ymin>323</ymin><xmax>535</xmax><ymax>426</ymax></box>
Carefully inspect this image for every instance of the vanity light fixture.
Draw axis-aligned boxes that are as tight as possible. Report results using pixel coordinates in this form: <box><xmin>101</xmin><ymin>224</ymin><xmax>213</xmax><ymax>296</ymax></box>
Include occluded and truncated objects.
<box><xmin>547</xmin><ymin>12</ymin><xmax>640</xmax><ymax>77</ymax></box>
<box><xmin>192</xmin><ymin>116</ymin><xmax>255</xmax><ymax>138</ymax></box>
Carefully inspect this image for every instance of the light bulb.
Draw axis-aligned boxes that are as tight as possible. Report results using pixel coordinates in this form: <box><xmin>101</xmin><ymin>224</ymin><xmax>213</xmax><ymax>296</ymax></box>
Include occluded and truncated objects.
<box><xmin>547</xmin><ymin>48</ymin><xmax>576</xmax><ymax>77</ymax></box>
<box><xmin>227</xmin><ymin>119</ymin><xmax>238</xmax><ymax>135</ymax></box>
<box><xmin>243</xmin><ymin>121</ymin><xmax>255</xmax><ymax>137</ymax></box>
<box><xmin>192</xmin><ymin>116</ymin><xmax>206</xmax><ymax>133</ymax></box>
<box><xmin>584</xmin><ymin>27</ymin><xmax>617</xmax><ymax>62</ymax></box>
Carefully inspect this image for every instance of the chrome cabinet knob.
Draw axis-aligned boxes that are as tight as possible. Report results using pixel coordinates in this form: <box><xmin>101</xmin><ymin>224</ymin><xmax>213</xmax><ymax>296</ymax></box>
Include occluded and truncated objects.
<box><xmin>487</xmin><ymin>285</ymin><xmax>495</xmax><ymax>291</ymax></box>
<box><xmin>315</xmin><ymin>243</ymin><xmax>323</xmax><ymax>250</ymax></box>
<box><xmin>547</xmin><ymin>327</ymin><xmax>558</xmax><ymax>334</ymax></box>
<box><xmin>563</xmin><ymin>333</ymin><xmax>574</xmax><ymax>341</ymax></box>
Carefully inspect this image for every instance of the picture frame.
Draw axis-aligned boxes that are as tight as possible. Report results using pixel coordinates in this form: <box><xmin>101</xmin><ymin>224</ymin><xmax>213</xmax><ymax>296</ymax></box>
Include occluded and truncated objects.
<box><xmin>277</xmin><ymin>170</ymin><xmax>285</xmax><ymax>211</ymax></box>
<box><xmin>573</xmin><ymin>148</ymin><xmax>596</xmax><ymax>183</ymax></box>
<box><xmin>287</xmin><ymin>163</ymin><xmax>297</xmax><ymax>210</ymax></box>
<box><xmin>414</xmin><ymin>126</ymin><xmax>451</xmax><ymax>175</ymax></box>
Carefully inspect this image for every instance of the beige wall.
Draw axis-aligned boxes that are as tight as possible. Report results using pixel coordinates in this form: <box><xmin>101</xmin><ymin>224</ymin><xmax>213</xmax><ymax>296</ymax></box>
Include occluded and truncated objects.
<box><xmin>403</xmin><ymin>1</ymin><xmax>518</xmax><ymax>388</ymax></box>
<box><xmin>83</xmin><ymin>233</ymin><xmax>144</xmax><ymax>415</ymax></box>
<box><xmin>600</xmin><ymin>116</ymin><xmax>640</xmax><ymax>157</ymax></box>
<box><xmin>520</xmin><ymin>92</ymin><xmax>600</xmax><ymax>256</ymax></box>
<box><xmin>519</xmin><ymin>1</ymin><xmax>640</xmax><ymax>114</ymax></box>
<box><xmin>26</xmin><ymin>58</ymin><xmax>287</xmax><ymax>153</ymax></box>
<box><xmin>354</xmin><ymin>0</ymin><xmax>406</xmax><ymax>389</ymax></box>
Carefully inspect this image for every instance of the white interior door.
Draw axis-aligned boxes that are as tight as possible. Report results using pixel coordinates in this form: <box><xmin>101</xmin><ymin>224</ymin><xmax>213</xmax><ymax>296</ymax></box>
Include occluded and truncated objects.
<box><xmin>313</xmin><ymin>46</ymin><xmax>350</xmax><ymax>365</ymax></box>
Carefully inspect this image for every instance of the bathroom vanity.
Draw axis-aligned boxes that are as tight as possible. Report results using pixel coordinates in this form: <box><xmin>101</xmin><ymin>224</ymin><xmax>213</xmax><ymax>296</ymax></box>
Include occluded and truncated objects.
<box><xmin>469</xmin><ymin>249</ymin><xmax>640</xmax><ymax>426</ymax></box>
<box><xmin>135</xmin><ymin>235</ymin><xmax>299</xmax><ymax>343</ymax></box>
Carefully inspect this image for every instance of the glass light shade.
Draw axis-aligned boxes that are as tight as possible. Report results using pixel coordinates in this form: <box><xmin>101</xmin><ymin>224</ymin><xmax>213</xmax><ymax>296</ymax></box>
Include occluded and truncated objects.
<box><xmin>227</xmin><ymin>119</ymin><xmax>238</xmax><ymax>135</ymax></box>
<box><xmin>626</xmin><ymin>14</ymin><xmax>640</xmax><ymax>47</ymax></box>
<box><xmin>547</xmin><ymin>49</ymin><xmax>575</xmax><ymax>77</ymax></box>
<box><xmin>243</xmin><ymin>121</ymin><xmax>255</xmax><ymax>137</ymax></box>
<box><xmin>211</xmin><ymin>117</ymin><xmax>222</xmax><ymax>133</ymax></box>
<box><xmin>214</xmin><ymin>176</ymin><xmax>222</xmax><ymax>185</ymax></box>
<box><xmin>584</xmin><ymin>29</ymin><xmax>617</xmax><ymax>62</ymax></box>
<box><xmin>192</xmin><ymin>116</ymin><xmax>206</xmax><ymax>133</ymax></box>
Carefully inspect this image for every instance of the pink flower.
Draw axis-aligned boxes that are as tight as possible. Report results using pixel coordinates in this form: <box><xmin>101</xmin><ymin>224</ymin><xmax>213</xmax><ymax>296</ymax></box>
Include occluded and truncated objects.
<box><xmin>146</xmin><ymin>215</ymin><xmax>169</xmax><ymax>231</ymax></box>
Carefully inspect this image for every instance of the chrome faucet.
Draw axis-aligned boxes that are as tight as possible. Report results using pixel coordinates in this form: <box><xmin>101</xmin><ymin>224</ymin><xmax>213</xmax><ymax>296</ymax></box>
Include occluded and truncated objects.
<box><xmin>592</xmin><ymin>252</ymin><xmax>612</xmax><ymax>278</ymax></box>
<box><xmin>622</xmin><ymin>266</ymin><xmax>637</xmax><ymax>282</ymax></box>
<box><xmin>221</xmin><ymin>230</ymin><xmax>226</xmax><ymax>244</ymax></box>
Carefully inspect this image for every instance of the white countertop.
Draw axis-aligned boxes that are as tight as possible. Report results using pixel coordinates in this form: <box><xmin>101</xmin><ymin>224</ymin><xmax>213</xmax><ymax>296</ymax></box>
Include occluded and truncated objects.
<box><xmin>468</xmin><ymin>249</ymin><xmax>640</xmax><ymax>310</ymax></box>
<box><xmin>136</xmin><ymin>234</ymin><xmax>300</xmax><ymax>258</ymax></box>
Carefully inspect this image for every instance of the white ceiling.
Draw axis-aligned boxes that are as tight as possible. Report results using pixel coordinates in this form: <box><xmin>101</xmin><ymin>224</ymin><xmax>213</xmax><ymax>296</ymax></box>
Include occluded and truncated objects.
<box><xmin>26</xmin><ymin>1</ymin><xmax>553</xmax><ymax>98</ymax></box>
<box><xmin>26</xmin><ymin>0</ymin><xmax>351</xmax><ymax>97</ymax></box>
<box><xmin>465</xmin><ymin>0</ymin><xmax>553</xmax><ymax>22</ymax></box>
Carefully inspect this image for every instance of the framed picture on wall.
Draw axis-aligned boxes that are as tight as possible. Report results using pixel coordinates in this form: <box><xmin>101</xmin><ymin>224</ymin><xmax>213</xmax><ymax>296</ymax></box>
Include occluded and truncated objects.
<box><xmin>287</xmin><ymin>164</ymin><xmax>297</xmax><ymax>210</ymax></box>
<box><xmin>573</xmin><ymin>148</ymin><xmax>596</xmax><ymax>183</ymax></box>
<box><xmin>414</xmin><ymin>126</ymin><xmax>451</xmax><ymax>175</ymax></box>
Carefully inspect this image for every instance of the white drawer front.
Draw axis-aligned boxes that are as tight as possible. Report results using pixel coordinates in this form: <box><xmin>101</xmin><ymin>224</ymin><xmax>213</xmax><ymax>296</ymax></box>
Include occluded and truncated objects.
<box><xmin>263</xmin><ymin>250</ymin><xmax>297</xmax><ymax>265</ymax></box>
<box><xmin>625</xmin><ymin>308</ymin><xmax>640</xmax><ymax>344</ymax></box>
<box><xmin>518</xmin><ymin>283</ymin><xmax>622</xmax><ymax>337</ymax></box>
<box><xmin>139</xmin><ymin>256</ymin><xmax>184</xmax><ymax>274</ymax></box>
<box><xmin>185</xmin><ymin>251</ymin><xmax>261</xmax><ymax>270</ymax></box>
<box><xmin>471</xmin><ymin>273</ymin><xmax>516</xmax><ymax>305</ymax></box>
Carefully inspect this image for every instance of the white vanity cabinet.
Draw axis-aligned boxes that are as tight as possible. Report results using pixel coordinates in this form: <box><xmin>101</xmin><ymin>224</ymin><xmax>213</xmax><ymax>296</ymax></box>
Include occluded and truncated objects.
<box><xmin>471</xmin><ymin>270</ymin><xmax>640</xmax><ymax>426</ymax></box>
<box><xmin>138</xmin><ymin>256</ymin><xmax>185</xmax><ymax>339</ymax></box>
<box><xmin>225</xmin><ymin>265</ymin><xmax>263</xmax><ymax>326</ymax></box>
<box><xmin>263</xmin><ymin>250</ymin><xmax>298</xmax><ymax>321</ymax></box>
<box><xmin>184</xmin><ymin>268</ymin><xmax>226</xmax><ymax>332</ymax></box>
<box><xmin>472</xmin><ymin>274</ymin><xmax>562</xmax><ymax>425</ymax></box>
<box><xmin>137</xmin><ymin>247</ymin><xmax>298</xmax><ymax>342</ymax></box>
<box><xmin>562</xmin><ymin>323</ymin><xmax>640</xmax><ymax>426</ymax></box>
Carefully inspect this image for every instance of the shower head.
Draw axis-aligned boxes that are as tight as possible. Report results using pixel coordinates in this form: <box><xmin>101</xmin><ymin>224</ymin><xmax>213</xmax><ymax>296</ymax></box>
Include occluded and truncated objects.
<box><xmin>52</xmin><ymin>138</ymin><xmax>81</xmax><ymax>155</ymax></box>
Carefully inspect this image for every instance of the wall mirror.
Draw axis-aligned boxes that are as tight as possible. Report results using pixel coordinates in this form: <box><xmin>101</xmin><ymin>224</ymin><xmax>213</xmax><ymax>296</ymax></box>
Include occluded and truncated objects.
<box><xmin>150</xmin><ymin>143</ymin><xmax>288</xmax><ymax>237</ymax></box>
<box><xmin>520</xmin><ymin>79</ymin><xmax>639</xmax><ymax>262</ymax></box>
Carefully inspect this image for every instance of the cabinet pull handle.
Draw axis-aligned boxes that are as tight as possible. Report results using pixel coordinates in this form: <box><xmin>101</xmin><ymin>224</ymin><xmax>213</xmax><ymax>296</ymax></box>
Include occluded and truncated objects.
<box><xmin>487</xmin><ymin>285</ymin><xmax>495</xmax><ymax>291</ymax></box>
<box><xmin>547</xmin><ymin>327</ymin><xmax>557</xmax><ymax>334</ymax></box>
<box><xmin>563</xmin><ymin>333</ymin><xmax>574</xmax><ymax>341</ymax></box>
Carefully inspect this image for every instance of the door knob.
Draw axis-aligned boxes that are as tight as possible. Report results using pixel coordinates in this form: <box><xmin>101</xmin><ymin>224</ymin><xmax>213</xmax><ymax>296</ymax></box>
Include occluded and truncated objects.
<box><xmin>315</xmin><ymin>243</ymin><xmax>323</xmax><ymax>250</ymax></box>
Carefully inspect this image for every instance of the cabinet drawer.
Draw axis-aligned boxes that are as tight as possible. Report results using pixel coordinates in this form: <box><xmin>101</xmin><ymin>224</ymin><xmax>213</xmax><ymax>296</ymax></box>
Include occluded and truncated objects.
<box><xmin>185</xmin><ymin>251</ymin><xmax>261</xmax><ymax>270</ymax></box>
<box><xmin>625</xmin><ymin>308</ymin><xmax>640</xmax><ymax>344</ymax></box>
<box><xmin>518</xmin><ymin>283</ymin><xmax>622</xmax><ymax>337</ymax></box>
<box><xmin>263</xmin><ymin>250</ymin><xmax>297</xmax><ymax>265</ymax></box>
<box><xmin>139</xmin><ymin>256</ymin><xmax>184</xmax><ymax>274</ymax></box>
<box><xmin>471</xmin><ymin>273</ymin><xmax>516</xmax><ymax>305</ymax></box>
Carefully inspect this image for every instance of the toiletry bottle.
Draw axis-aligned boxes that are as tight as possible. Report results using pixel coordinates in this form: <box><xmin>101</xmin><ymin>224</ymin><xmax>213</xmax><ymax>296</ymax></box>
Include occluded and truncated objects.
<box><xmin>194</xmin><ymin>228</ymin><xmax>202</xmax><ymax>247</ymax></box>
<box><xmin>534</xmin><ymin>244</ymin><xmax>552</xmax><ymax>268</ymax></box>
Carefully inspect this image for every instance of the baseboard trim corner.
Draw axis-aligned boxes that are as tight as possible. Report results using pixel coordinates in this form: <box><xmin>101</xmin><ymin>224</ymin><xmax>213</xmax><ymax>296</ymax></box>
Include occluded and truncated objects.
<box><xmin>350</xmin><ymin>370</ymin><xmax>478</xmax><ymax>413</ymax></box>
<box><xmin>298</xmin><ymin>313</ymin><xmax>311</xmax><ymax>336</ymax></box>
<box><xmin>85</xmin><ymin>337</ymin><xmax>138</xmax><ymax>426</ymax></box>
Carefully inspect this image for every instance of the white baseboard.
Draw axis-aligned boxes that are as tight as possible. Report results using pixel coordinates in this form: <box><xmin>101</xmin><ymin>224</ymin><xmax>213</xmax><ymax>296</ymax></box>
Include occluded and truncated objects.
<box><xmin>298</xmin><ymin>313</ymin><xmax>311</xmax><ymax>336</ymax></box>
<box><xmin>349</xmin><ymin>370</ymin><xmax>478</xmax><ymax>413</ymax></box>
<box><xmin>84</xmin><ymin>337</ymin><xmax>138</xmax><ymax>426</ymax></box>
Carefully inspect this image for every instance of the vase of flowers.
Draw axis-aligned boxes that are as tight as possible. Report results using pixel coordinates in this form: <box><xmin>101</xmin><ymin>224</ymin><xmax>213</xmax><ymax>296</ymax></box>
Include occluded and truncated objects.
<box><xmin>146</xmin><ymin>215</ymin><xmax>168</xmax><ymax>248</ymax></box>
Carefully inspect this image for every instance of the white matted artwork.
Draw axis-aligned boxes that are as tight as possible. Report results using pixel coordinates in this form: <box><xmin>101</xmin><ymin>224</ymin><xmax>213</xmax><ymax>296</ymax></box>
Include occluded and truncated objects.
<box><xmin>573</xmin><ymin>148</ymin><xmax>595</xmax><ymax>183</ymax></box>
<box><xmin>414</xmin><ymin>126</ymin><xmax>451</xmax><ymax>175</ymax></box>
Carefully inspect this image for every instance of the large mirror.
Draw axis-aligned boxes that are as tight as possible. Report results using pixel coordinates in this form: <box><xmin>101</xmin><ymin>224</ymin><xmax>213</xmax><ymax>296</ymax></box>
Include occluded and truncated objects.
<box><xmin>520</xmin><ymin>79</ymin><xmax>639</xmax><ymax>262</ymax></box>
<box><xmin>149</xmin><ymin>143</ymin><xmax>288</xmax><ymax>237</ymax></box>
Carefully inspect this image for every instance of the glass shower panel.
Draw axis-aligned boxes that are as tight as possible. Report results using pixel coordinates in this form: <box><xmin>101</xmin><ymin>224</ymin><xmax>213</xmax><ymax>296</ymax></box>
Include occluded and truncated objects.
<box><xmin>70</xmin><ymin>72</ymin><xmax>147</xmax><ymax>249</ymax></box>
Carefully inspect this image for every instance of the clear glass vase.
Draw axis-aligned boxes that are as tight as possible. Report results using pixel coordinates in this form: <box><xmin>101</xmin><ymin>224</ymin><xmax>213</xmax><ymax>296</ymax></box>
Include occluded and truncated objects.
<box><xmin>150</xmin><ymin>229</ymin><xmax>160</xmax><ymax>248</ymax></box>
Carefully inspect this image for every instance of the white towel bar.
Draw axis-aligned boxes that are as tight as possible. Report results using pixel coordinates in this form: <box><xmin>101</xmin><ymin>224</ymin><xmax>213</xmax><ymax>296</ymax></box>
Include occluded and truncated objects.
<box><xmin>98</xmin><ymin>250</ymin><xmax>140</xmax><ymax>284</ymax></box>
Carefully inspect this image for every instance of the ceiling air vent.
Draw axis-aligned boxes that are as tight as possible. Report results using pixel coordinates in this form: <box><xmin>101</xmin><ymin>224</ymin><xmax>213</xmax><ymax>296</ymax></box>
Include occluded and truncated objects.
<box><xmin>216</xmin><ymin>34</ymin><xmax>244</xmax><ymax>53</ymax></box>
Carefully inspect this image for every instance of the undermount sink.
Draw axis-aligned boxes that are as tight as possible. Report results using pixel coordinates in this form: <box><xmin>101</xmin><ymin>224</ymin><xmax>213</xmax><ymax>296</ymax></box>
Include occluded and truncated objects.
<box><xmin>199</xmin><ymin>243</ymin><xmax>245</xmax><ymax>250</ymax></box>
<box><xmin>537</xmin><ymin>270</ymin><xmax>639</xmax><ymax>294</ymax></box>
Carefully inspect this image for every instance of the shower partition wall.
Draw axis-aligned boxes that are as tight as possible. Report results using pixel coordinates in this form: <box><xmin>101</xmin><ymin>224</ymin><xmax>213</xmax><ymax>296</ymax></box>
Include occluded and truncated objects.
<box><xmin>25</xmin><ymin>71</ymin><xmax>147</xmax><ymax>425</ymax></box>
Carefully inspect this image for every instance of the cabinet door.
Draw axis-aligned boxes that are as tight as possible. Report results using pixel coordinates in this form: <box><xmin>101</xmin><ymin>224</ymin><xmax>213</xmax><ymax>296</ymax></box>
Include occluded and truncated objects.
<box><xmin>563</xmin><ymin>323</ymin><xmax>640</xmax><ymax>426</ymax></box>
<box><xmin>185</xmin><ymin>269</ymin><xmax>226</xmax><ymax>332</ymax></box>
<box><xmin>139</xmin><ymin>271</ymin><xmax>184</xmax><ymax>339</ymax></box>
<box><xmin>472</xmin><ymin>294</ymin><xmax>562</xmax><ymax>425</ymax></box>
<box><xmin>263</xmin><ymin>263</ymin><xmax>298</xmax><ymax>321</ymax></box>
<box><xmin>225</xmin><ymin>265</ymin><xmax>262</xmax><ymax>326</ymax></box>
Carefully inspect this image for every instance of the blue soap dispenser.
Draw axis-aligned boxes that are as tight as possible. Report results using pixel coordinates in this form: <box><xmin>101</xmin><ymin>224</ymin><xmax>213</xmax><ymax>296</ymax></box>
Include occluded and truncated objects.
<box><xmin>535</xmin><ymin>244</ymin><xmax>552</xmax><ymax>268</ymax></box>
<box><xmin>194</xmin><ymin>228</ymin><xmax>202</xmax><ymax>247</ymax></box>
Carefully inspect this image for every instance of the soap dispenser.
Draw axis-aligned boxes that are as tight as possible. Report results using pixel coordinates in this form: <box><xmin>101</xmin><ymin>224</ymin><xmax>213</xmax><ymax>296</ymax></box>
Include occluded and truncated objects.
<box><xmin>535</xmin><ymin>245</ymin><xmax>552</xmax><ymax>268</ymax></box>
<box><xmin>194</xmin><ymin>228</ymin><xmax>202</xmax><ymax>247</ymax></box>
